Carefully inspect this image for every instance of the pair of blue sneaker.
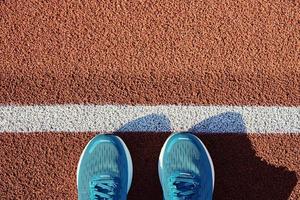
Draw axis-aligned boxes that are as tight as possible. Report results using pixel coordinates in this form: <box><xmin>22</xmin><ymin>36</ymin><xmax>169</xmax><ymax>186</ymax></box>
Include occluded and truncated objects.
<box><xmin>77</xmin><ymin>133</ymin><xmax>214</xmax><ymax>200</ymax></box>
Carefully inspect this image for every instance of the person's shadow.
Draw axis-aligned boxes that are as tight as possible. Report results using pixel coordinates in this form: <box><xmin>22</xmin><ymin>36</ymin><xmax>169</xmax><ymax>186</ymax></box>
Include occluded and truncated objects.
<box><xmin>116</xmin><ymin>112</ymin><xmax>297</xmax><ymax>200</ymax></box>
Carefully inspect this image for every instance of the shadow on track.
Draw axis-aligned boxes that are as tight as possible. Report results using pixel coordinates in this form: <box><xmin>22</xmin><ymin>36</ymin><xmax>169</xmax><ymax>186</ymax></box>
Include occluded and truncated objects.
<box><xmin>118</xmin><ymin>113</ymin><xmax>171</xmax><ymax>132</ymax></box>
<box><xmin>116</xmin><ymin>112</ymin><xmax>297</xmax><ymax>200</ymax></box>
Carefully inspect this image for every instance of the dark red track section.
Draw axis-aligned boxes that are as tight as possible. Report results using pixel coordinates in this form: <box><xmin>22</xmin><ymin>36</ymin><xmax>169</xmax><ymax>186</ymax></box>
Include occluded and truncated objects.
<box><xmin>0</xmin><ymin>133</ymin><xmax>299</xmax><ymax>199</ymax></box>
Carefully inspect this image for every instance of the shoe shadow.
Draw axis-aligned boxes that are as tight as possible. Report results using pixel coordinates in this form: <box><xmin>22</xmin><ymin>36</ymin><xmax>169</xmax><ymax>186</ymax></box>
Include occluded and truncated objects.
<box><xmin>189</xmin><ymin>112</ymin><xmax>297</xmax><ymax>200</ymax></box>
<box><xmin>116</xmin><ymin>114</ymin><xmax>170</xmax><ymax>199</ymax></box>
<box><xmin>116</xmin><ymin>112</ymin><xmax>297</xmax><ymax>200</ymax></box>
<box><xmin>189</xmin><ymin>112</ymin><xmax>246</xmax><ymax>133</ymax></box>
<box><xmin>118</xmin><ymin>113</ymin><xmax>171</xmax><ymax>132</ymax></box>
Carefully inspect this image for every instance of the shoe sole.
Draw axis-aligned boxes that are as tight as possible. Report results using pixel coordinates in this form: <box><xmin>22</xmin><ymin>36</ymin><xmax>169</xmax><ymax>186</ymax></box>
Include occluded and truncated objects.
<box><xmin>76</xmin><ymin>134</ymin><xmax>133</xmax><ymax>193</ymax></box>
<box><xmin>158</xmin><ymin>132</ymin><xmax>215</xmax><ymax>189</ymax></box>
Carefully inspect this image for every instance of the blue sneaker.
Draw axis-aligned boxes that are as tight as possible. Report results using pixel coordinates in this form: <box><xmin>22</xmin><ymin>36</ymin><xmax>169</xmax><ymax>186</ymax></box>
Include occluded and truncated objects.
<box><xmin>158</xmin><ymin>133</ymin><xmax>215</xmax><ymax>200</ymax></box>
<box><xmin>77</xmin><ymin>134</ymin><xmax>133</xmax><ymax>200</ymax></box>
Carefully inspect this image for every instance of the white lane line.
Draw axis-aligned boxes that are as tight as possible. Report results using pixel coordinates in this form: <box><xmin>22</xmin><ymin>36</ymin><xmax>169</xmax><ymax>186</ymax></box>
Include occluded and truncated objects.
<box><xmin>0</xmin><ymin>105</ymin><xmax>299</xmax><ymax>133</ymax></box>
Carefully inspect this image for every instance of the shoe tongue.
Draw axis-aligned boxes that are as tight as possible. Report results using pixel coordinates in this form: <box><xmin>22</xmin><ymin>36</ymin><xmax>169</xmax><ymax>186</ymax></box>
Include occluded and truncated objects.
<box><xmin>92</xmin><ymin>174</ymin><xmax>117</xmax><ymax>184</ymax></box>
<box><xmin>171</xmin><ymin>172</ymin><xmax>197</xmax><ymax>182</ymax></box>
<box><xmin>169</xmin><ymin>172</ymin><xmax>200</xmax><ymax>199</ymax></box>
<box><xmin>90</xmin><ymin>175</ymin><xmax>119</xmax><ymax>200</ymax></box>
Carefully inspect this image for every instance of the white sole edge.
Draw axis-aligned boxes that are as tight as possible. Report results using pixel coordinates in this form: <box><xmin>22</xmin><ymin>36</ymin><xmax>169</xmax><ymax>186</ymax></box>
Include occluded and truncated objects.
<box><xmin>116</xmin><ymin>135</ymin><xmax>133</xmax><ymax>192</ymax></box>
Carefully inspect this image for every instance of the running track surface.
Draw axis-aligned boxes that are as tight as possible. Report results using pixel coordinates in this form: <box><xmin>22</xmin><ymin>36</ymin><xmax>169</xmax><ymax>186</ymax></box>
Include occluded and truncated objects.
<box><xmin>0</xmin><ymin>0</ymin><xmax>299</xmax><ymax>199</ymax></box>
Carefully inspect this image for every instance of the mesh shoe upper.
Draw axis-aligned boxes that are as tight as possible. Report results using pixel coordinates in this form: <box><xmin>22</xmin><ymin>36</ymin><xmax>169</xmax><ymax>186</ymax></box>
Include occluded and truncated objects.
<box><xmin>159</xmin><ymin>133</ymin><xmax>214</xmax><ymax>200</ymax></box>
<box><xmin>77</xmin><ymin>134</ymin><xmax>132</xmax><ymax>200</ymax></box>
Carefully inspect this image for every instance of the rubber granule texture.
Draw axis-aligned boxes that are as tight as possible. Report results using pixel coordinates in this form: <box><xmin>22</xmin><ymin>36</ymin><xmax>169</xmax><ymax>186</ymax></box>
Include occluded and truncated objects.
<box><xmin>0</xmin><ymin>133</ymin><xmax>299</xmax><ymax>200</ymax></box>
<box><xmin>0</xmin><ymin>0</ymin><xmax>299</xmax><ymax>105</ymax></box>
